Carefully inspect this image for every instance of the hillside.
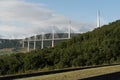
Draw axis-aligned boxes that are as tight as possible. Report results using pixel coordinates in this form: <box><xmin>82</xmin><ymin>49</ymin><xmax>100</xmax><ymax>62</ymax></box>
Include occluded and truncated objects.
<box><xmin>0</xmin><ymin>39</ymin><xmax>21</xmax><ymax>49</ymax></box>
<box><xmin>0</xmin><ymin>20</ymin><xmax>120</xmax><ymax>75</ymax></box>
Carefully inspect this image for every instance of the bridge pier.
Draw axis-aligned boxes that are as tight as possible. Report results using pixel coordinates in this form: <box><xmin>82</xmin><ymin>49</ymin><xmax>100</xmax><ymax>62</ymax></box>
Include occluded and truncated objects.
<box><xmin>27</xmin><ymin>37</ymin><xmax>30</xmax><ymax>52</ymax></box>
<box><xmin>52</xmin><ymin>30</ymin><xmax>55</xmax><ymax>47</ymax></box>
<box><xmin>41</xmin><ymin>32</ymin><xmax>44</xmax><ymax>49</ymax></box>
<box><xmin>22</xmin><ymin>39</ymin><xmax>25</xmax><ymax>48</ymax></box>
<box><xmin>34</xmin><ymin>35</ymin><xmax>37</xmax><ymax>50</ymax></box>
<box><xmin>23</xmin><ymin>30</ymin><xmax>71</xmax><ymax>51</ymax></box>
<box><xmin>68</xmin><ymin>21</ymin><xmax>71</xmax><ymax>39</ymax></box>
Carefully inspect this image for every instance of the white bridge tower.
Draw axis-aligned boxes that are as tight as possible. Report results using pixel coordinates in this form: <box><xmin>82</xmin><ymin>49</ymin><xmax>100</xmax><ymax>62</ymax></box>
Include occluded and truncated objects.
<box><xmin>97</xmin><ymin>10</ymin><xmax>100</xmax><ymax>27</ymax></box>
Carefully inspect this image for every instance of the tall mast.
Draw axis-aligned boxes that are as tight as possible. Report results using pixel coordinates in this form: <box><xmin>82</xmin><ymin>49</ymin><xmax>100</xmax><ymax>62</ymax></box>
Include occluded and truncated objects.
<box><xmin>97</xmin><ymin>10</ymin><xmax>100</xmax><ymax>27</ymax></box>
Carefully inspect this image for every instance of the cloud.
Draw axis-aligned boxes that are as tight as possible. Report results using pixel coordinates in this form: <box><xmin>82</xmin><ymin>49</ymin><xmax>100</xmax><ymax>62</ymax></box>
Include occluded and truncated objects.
<box><xmin>0</xmin><ymin>0</ymin><xmax>95</xmax><ymax>39</ymax></box>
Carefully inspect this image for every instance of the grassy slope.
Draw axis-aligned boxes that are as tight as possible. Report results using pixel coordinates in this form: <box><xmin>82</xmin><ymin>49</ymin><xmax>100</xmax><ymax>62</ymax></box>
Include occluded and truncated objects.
<box><xmin>19</xmin><ymin>65</ymin><xmax>120</xmax><ymax>80</ymax></box>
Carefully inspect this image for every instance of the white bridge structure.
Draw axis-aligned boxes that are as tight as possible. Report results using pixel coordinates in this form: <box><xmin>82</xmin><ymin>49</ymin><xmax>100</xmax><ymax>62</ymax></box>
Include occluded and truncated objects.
<box><xmin>22</xmin><ymin>11</ymin><xmax>101</xmax><ymax>52</ymax></box>
<box><xmin>22</xmin><ymin>24</ymin><xmax>71</xmax><ymax>52</ymax></box>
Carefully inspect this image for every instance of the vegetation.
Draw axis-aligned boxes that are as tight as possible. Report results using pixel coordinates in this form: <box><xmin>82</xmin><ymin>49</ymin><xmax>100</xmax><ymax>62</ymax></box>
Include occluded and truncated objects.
<box><xmin>20</xmin><ymin>65</ymin><xmax>120</xmax><ymax>80</ymax></box>
<box><xmin>0</xmin><ymin>20</ymin><xmax>120</xmax><ymax>75</ymax></box>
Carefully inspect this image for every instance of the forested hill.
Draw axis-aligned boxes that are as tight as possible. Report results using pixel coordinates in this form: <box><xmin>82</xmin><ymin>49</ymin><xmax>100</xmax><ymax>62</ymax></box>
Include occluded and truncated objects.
<box><xmin>58</xmin><ymin>20</ymin><xmax>120</xmax><ymax>54</ymax></box>
<box><xmin>53</xmin><ymin>20</ymin><xmax>120</xmax><ymax>66</ymax></box>
<box><xmin>0</xmin><ymin>20</ymin><xmax>120</xmax><ymax>75</ymax></box>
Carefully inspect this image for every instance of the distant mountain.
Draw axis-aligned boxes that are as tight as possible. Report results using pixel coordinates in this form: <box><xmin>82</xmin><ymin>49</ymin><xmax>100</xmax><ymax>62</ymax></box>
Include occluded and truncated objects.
<box><xmin>0</xmin><ymin>39</ymin><xmax>21</xmax><ymax>49</ymax></box>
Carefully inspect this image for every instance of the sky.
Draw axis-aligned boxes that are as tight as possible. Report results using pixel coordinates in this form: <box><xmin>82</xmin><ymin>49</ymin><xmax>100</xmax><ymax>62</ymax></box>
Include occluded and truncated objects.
<box><xmin>0</xmin><ymin>0</ymin><xmax>120</xmax><ymax>39</ymax></box>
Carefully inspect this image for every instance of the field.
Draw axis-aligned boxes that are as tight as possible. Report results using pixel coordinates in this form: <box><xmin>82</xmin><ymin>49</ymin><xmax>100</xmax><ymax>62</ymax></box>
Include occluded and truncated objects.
<box><xmin>18</xmin><ymin>65</ymin><xmax>120</xmax><ymax>80</ymax></box>
<box><xmin>0</xmin><ymin>48</ymin><xmax>27</xmax><ymax>55</ymax></box>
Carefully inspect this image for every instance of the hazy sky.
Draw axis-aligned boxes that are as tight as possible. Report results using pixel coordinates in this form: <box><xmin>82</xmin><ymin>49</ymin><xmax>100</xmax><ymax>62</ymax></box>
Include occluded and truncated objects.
<box><xmin>0</xmin><ymin>0</ymin><xmax>119</xmax><ymax>39</ymax></box>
